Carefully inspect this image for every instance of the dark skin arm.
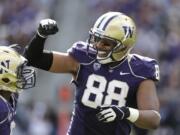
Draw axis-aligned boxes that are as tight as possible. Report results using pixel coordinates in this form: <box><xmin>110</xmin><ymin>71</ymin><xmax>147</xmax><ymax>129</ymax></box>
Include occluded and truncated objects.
<box><xmin>134</xmin><ymin>80</ymin><xmax>160</xmax><ymax>129</ymax></box>
<box><xmin>49</xmin><ymin>52</ymin><xmax>79</xmax><ymax>77</ymax></box>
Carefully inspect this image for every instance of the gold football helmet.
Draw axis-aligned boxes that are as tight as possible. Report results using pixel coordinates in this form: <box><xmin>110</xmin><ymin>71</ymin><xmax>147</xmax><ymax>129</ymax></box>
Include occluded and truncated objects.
<box><xmin>88</xmin><ymin>12</ymin><xmax>136</xmax><ymax>64</ymax></box>
<box><xmin>0</xmin><ymin>45</ymin><xmax>36</xmax><ymax>93</ymax></box>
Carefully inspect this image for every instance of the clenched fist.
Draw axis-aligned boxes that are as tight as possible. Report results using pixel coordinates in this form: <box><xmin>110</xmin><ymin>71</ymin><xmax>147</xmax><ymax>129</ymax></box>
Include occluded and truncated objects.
<box><xmin>37</xmin><ymin>19</ymin><xmax>59</xmax><ymax>38</ymax></box>
<box><xmin>96</xmin><ymin>105</ymin><xmax>130</xmax><ymax>123</ymax></box>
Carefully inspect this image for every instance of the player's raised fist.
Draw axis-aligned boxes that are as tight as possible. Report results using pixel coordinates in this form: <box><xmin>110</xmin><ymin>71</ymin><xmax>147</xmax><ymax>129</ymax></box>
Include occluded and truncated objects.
<box><xmin>37</xmin><ymin>19</ymin><xmax>59</xmax><ymax>38</ymax></box>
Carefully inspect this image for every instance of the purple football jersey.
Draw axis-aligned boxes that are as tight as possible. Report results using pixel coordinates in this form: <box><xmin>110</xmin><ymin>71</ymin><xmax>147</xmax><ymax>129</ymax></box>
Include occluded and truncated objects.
<box><xmin>0</xmin><ymin>94</ymin><xmax>18</xmax><ymax>135</ymax></box>
<box><xmin>67</xmin><ymin>41</ymin><xmax>160</xmax><ymax>135</ymax></box>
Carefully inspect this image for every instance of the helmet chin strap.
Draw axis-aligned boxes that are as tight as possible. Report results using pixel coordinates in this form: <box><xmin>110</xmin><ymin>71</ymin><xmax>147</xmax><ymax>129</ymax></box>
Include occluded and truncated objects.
<box><xmin>97</xmin><ymin>50</ymin><xmax>114</xmax><ymax>64</ymax></box>
<box><xmin>97</xmin><ymin>47</ymin><xmax>132</xmax><ymax>64</ymax></box>
<box><xmin>97</xmin><ymin>57</ymin><xmax>113</xmax><ymax>64</ymax></box>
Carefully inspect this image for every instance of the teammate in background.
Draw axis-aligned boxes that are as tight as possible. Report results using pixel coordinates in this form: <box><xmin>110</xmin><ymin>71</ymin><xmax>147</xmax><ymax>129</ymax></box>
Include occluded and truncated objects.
<box><xmin>0</xmin><ymin>45</ymin><xmax>36</xmax><ymax>135</ymax></box>
<box><xmin>25</xmin><ymin>12</ymin><xmax>161</xmax><ymax>135</ymax></box>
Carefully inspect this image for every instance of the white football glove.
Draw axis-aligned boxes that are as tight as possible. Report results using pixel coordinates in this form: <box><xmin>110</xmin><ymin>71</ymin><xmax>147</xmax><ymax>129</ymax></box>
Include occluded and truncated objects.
<box><xmin>96</xmin><ymin>105</ymin><xmax>130</xmax><ymax>123</ymax></box>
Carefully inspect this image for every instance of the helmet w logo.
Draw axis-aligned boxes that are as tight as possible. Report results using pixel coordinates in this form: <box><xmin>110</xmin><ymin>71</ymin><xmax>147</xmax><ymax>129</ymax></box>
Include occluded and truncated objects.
<box><xmin>0</xmin><ymin>60</ymin><xmax>10</xmax><ymax>74</ymax></box>
<box><xmin>122</xmin><ymin>26</ymin><xmax>133</xmax><ymax>38</ymax></box>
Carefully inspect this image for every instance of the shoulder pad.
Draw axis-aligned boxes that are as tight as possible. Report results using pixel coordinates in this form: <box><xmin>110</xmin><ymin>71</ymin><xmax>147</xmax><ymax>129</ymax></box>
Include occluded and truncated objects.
<box><xmin>67</xmin><ymin>41</ymin><xmax>95</xmax><ymax>64</ymax></box>
<box><xmin>129</xmin><ymin>54</ymin><xmax>160</xmax><ymax>81</ymax></box>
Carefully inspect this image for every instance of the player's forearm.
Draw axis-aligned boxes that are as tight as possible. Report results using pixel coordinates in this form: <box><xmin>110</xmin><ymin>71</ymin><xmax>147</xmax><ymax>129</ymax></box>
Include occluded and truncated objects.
<box><xmin>134</xmin><ymin>110</ymin><xmax>161</xmax><ymax>129</ymax></box>
<box><xmin>24</xmin><ymin>34</ymin><xmax>46</xmax><ymax>60</ymax></box>
<box><xmin>24</xmin><ymin>34</ymin><xmax>53</xmax><ymax>70</ymax></box>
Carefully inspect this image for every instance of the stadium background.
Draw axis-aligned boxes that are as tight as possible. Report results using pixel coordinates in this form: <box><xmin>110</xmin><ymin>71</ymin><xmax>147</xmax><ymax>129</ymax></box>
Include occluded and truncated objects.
<box><xmin>0</xmin><ymin>0</ymin><xmax>180</xmax><ymax>135</ymax></box>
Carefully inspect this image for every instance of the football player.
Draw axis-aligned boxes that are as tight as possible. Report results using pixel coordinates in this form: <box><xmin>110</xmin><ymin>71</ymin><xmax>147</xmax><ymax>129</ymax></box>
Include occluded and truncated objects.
<box><xmin>25</xmin><ymin>12</ymin><xmax>161</xmax><ymax>135</ymax></box>
<box><xmin>0</xmin><ymin>45</ymin><xmax>36</xmax><ymax>135</ymax></box>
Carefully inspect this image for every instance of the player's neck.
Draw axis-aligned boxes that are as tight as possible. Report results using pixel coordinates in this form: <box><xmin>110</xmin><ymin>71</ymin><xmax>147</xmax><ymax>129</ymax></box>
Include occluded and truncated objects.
<box><xmin>0</xmin><ymin>91</ymin><xmax>12</xmax><ymax>102</ymax></box>
<box><xmin>108</xmin><ymin>56</ymin><xmax>127</xmax><ymax>68</ymax></box>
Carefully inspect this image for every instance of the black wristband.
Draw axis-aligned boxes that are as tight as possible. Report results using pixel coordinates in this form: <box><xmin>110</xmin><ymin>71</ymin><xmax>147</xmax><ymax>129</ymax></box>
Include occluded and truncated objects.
<box><xmin>24</xmin><ymin>34</ymin><xmax>53</xmax><ymax>71</ymax></box>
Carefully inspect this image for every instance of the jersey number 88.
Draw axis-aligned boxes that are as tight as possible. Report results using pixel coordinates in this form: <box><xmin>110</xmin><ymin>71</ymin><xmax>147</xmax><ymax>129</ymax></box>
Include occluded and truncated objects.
<box><xmin>81</xmin><ymin>74</ymin><xmax>129</xmax><ymax>109</ymax></box>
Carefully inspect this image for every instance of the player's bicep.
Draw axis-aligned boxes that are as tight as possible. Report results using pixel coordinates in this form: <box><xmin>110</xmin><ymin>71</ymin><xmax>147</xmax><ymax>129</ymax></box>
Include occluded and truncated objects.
<box><xmin>49</xmin><ymin>51</ymin><xmax>79</xmax><ymax>74</ymax></box>
<box><xmin>137</xmin><ymin>80</ymin><xmax>159</xmax><ymax>111</ymax></box>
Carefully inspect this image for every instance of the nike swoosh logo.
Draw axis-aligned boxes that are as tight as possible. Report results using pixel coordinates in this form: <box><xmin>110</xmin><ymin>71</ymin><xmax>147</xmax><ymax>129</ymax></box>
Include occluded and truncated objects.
<box><xmin>120</xmin><ymin>72</ymin><xmax>130</xmax><ymax>75</ymax></box>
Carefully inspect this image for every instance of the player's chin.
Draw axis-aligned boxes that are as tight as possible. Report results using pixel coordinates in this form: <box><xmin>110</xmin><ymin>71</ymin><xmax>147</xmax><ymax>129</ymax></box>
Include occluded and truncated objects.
<box><xmin>97</xmin><ymin>51</ymin><xmax>109</xmax><ymax>57</ymax></box>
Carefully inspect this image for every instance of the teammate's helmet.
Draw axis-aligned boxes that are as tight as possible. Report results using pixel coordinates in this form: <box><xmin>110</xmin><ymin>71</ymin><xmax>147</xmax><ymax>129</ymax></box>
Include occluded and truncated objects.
<box><xmin>0</xmin><ymin>45</ymin><xmax>36</xmax><ymax>93</ymax></box>
<box><xmin>88</xmin><ymin>12</ymin><xmax>136</xmax><ymax>64</ymax></box>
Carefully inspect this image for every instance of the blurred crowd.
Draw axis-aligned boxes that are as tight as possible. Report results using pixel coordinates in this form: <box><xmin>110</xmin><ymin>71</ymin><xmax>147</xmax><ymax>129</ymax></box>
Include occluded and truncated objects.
<box><xmin>0</xmin><ymin>0</ymin><xmax>56</xmax><ymax>46</ymax></box>
<box><xmin>0</xmin><ymin>0</ymin><xmax>180</xmax><ymax>135</ymax></box>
